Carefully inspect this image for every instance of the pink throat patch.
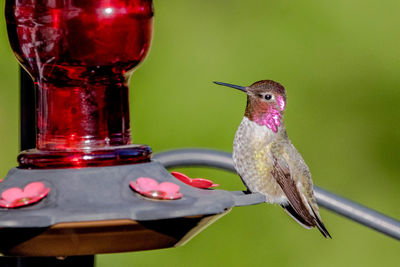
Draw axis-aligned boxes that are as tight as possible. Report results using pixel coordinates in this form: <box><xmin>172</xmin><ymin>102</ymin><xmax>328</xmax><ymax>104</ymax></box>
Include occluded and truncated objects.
<box><xmin>252</xmin><ymin>106</ymin><xmax>282</xmax><ymax>132</ymax></box>
<box><xmin>276</xmin><ymin>95</ymin><xmax>286</xmax><ymax>111</ymax></box>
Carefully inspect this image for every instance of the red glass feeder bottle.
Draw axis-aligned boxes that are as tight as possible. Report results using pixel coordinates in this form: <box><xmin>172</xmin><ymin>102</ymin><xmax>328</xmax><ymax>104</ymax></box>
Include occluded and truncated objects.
<box><xmin>5</xmin><ymin>0</ymin><xmax>154</xmax><ymax>168</ymax></box>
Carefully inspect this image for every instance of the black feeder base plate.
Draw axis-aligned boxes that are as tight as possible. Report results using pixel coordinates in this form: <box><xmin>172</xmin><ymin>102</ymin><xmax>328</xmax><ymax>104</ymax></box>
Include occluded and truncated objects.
<box><xmin>0</xmin><ymin>161</ymin><xmax>264</xmax><ymax>256</ymax></box>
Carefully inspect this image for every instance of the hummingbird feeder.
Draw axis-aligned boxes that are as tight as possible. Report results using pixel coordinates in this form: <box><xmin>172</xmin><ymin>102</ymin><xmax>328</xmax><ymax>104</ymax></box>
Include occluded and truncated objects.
<box><xmin>0</xmin><ymin>0</ymin><xmax>263</xmax><ymax>259</ymax></box>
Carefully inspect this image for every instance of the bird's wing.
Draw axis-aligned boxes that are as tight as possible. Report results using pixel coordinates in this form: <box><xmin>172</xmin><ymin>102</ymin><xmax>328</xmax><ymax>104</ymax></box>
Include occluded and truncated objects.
<box><xmin>271</xmin><ymin>153</ymin><xmax>331</xmax><ymax>238</ymax></box>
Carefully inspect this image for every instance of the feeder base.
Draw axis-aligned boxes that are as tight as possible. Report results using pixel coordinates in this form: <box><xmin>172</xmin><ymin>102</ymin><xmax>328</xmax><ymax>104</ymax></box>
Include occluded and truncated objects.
<box><xmin>0</xmin><ymin>161</ymin><xmax>264</xmax><ymax>256</ymax></box>
<box><xmin>1</xmin><ymin>215</ymin><xmax>227</xmax><ymax>257</ymax></box>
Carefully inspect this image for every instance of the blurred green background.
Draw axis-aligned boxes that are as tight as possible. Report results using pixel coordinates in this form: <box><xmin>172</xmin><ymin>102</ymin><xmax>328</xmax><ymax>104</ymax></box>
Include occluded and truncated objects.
<box><xmin>1</xmin><ymin>0</ymin><xmax>399</xmax><ymax>266</ymax></box>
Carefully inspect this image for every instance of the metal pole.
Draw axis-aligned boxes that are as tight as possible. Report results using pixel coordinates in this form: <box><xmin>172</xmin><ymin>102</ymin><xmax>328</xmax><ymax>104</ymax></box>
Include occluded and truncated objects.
<box><xmin>19</xmin><ymin>67</ymin><xmax>36</xmax><ymax>151</ymax></box>
<box><xmin>153</xmin><ymin>148</ymin><xmax>400</xmax><ymax>241</ymax></box>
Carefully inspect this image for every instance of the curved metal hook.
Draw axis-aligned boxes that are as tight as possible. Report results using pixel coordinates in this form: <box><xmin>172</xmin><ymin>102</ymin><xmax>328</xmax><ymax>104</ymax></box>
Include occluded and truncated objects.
<box><xmin>153</xmin><ymin>148</ymin><xmax>400</xmax><ymax>241</ymax></box>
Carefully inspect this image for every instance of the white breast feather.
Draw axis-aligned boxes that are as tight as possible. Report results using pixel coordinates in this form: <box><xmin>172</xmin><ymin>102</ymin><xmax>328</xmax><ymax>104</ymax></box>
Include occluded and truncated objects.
<box><xmin>233</xmin><ymin>117</ymin><xmax>288</xmax><ymax>204</ymax></box>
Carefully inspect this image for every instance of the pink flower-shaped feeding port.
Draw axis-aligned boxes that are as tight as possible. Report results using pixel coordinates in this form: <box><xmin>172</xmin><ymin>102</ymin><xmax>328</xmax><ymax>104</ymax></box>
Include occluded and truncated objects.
<box><xmin>0</xmin><ymin>182</ymin><xmax>50</xmax><ymax>208</ymax></box>
<box><xmin>171</xmin><ymin>171</ymin><xmax>219</xmax><ymax>189</ymax></box>
<box><xmin>129</xmin><ymin>177</ymin><xmax>183</xmax><ymax>200</ymax></box>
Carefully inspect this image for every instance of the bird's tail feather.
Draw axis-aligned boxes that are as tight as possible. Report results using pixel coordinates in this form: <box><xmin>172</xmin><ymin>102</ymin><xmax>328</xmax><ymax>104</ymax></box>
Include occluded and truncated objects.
<box><xmin>281</xmin><ymin>204</ymin><xmax>331</xmax><ymax>238</ymax></box>
<box><xmin>309</xmin><ymin>205</ymin><xmax>331</xmax><ymax>238</ymax></box>
<box><xmin>281</xmin><ymin>204</ymin><xmax>313</xmax><ymax>229</ymax></box>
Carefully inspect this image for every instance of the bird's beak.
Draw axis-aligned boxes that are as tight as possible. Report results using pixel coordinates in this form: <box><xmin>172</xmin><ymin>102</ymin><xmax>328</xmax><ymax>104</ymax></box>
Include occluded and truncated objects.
<box><xmin>213</xmin><ymin>81</ymin><xmax>247</xmax><ymax>93</ymax></box>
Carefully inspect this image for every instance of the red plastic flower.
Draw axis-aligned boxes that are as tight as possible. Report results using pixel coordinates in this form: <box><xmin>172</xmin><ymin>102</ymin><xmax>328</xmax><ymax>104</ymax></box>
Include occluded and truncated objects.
<box><xmin>171</xmin><ymin>171</ymin><xmax>219</xmax><ymax>189</ymax></box>
<box><xmin>0</xmin><ymin>182</ymin><xmax>50</xmax><ymax>208</ymax></box>
<box><xmin>130</xmin><ymin>177</ymin><xmax>183</xmax><ymax>200</ymax></box>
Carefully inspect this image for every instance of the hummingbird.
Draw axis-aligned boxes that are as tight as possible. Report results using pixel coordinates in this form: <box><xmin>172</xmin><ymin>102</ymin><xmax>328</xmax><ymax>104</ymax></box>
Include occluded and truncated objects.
<box><xmin>214</xmin><ymin>80</ymin><xmax>331</xmax><ymax>238</ymax></box>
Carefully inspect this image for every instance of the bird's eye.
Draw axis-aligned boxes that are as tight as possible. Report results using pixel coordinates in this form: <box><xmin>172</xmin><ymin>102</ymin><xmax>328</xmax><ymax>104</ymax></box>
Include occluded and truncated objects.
<box><xmin>265</xmin><ymin>94</ymin><xmax>272</xmax><ymax>100</ymax></box>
